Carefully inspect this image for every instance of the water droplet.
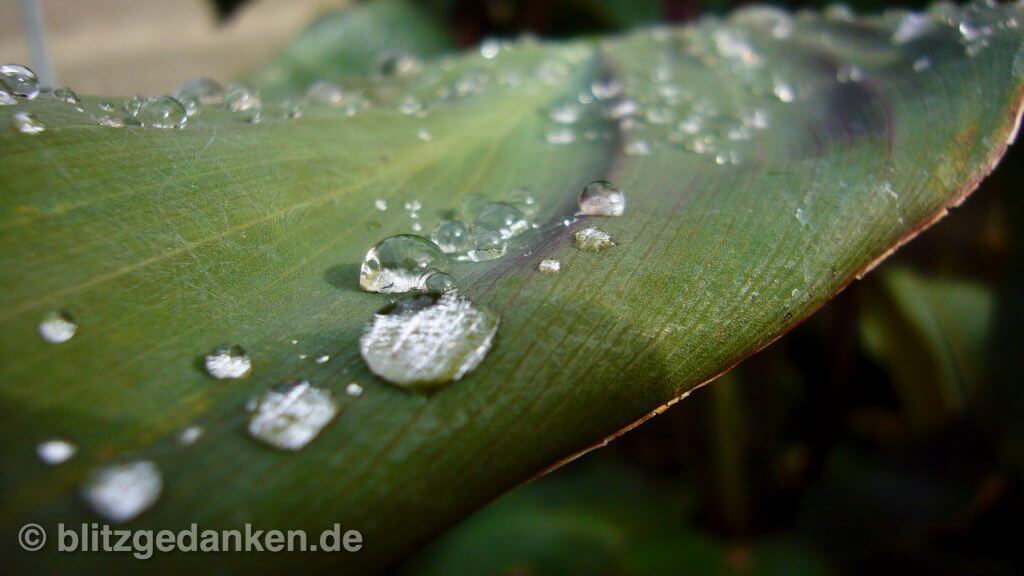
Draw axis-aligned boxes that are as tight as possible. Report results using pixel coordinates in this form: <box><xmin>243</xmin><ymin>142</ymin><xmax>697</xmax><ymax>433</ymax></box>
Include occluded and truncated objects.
<box><xmin>431</xmin><ymin>220</ymin><xmax>471</xmax><ymax>254</ymax></box>
<box><xmin>224</xmin><ymin>82</ymin><xmax>260</xmax><ymax>112</ymax></box>
<box><xmin>315</xmin><ymin>354</ymin><xmax>330</xmax><ymax>364</ymax></box>
<box><xmin>480</xmin><ymin>38</ymin><xmax>501</xmax><ymax>59</ymax></box>
<box><xmin>176</xmin><ymin>77</ymin><xmax>224</xmax><ymax>105</ymax></box>
<box><xmin>374</xmin><ymin>199</ymin><xmax>388</xmax><ymax>211</ymax></box>
<box><xmin>37</xmin><ymin>439</ymin><xmax>76</xmax><ymax>465</ymax></box>
<box><xmin>404</xmin><ymin>199</ymin><xmax>423</xmax><ymax>214</ymax></box>
<box><xmin>346</xmin><ymin>382</ymin><xmax>363</xmax><ymax>397</ymax></box>
<box><xmin>423</xmin><ymin>270</ymin><xmax>457</xmax><ymax>293</ymax></box>
<box><xmin>0</xmin><ymin>64</ymin><xmax>39</xmax><ymax>98</ymax></box>
<box><xmin>578</xmin><ymin>180</ymin><xmax>625</xmax><ymax>216</ymax></box>
<box><xmin>378</xmin><ymin>51</ymin><xmax>421</xmax><ymax>77</ymax></box>
<box><xmin>204</xmin><ymin>345</ymin><xmax>252</xmax><ymax>379</ymax></box>
<box><xmin>81</xmin><ymin>461</ymin><xmax>162</xmax><ymax>523</ymax></box>
<box><xmin>475</xmin><ymin>202</ymin><xmax>528</xmax><ymax>239</ymax></box>
<box><xmin>359</xmin><ymin>234</ymin><xmax>448</xmax><ymax>294</ymax></box>
<box><xmin>417</xmin><ymin>127</ymin><xmax>432</xmax><ymax>142</ymax></box>
<box><xmin>913</xmin><ymin>57</ymin><xmax>932</xmax><ymax>73</ymax></box>
<box><xmin>12</xmin><ymin>111</ymin><xmax>44</xmax><ymax>135</ymax></box>
<box><xmin>133</xmin><ymin>96</ymin><xmax>187</xmax><ymax>129</ymax></box>
<box><xmin>574</xmin><ymin>227</ymin><xmax>616</xmax><ymax>252</ymax></box>
<box><xmin>537</xmin><ymin>259</ymin><xmax>561</xmax><ymax>274</ymax></box>
<box><xmin>399</xmin><ymin>95</ymin><xmax>423</xmax><ymax>115</ymax></box>
<box><xmin>549</xmin><ymin>102</ymin><xmax>581</xmax><ymax>124</ymax></box>
<box><xmin>178</xmin><ymin>426</ymin><xmax>203</xmax><ymax>445</ymax></box>
<box><xmin>0</xmin><ymin>81</ymin><xmax>16</xmax><ymax>105</ymax></box>
<box><xmin>247</xmin><ymin>381</ymin><xmax>337</xmax><ymax>451</ymax></box>
<box><xmin>305</xmin><ymin>80</ymin><xmax>345</xmax><ymax>105</ymax></box>
<box><xmin>468</xmin><ymin>228</ymin><xmax>506</xmax><ymax>261</ymax></box>
<box><xmin>624</xmin><ymin>139</ymin><xmax>651</xmax><ymax>156</ymax></box>
<box><xmin>52</xmin><ymin>87</ymin><xmax>79</xmax><ymax>104</ymax></box>
<box><xmin>38</xmin><ymin>311</ymin><xmax>76</xmax><ymax>343</ymax></box>
<box><xmin>591</xmin><ymin>77</ymin><xmax>623</xmax><ymax>100</ymax></box>
<box><xmin>360</xmin><ymin>294</ymin><xmax>499</xmax><ymax>388</ymax></box>
<box><xmin>545</xmin><ymin>127</ymin><xmax>576</xmax><ymax>145</ymax></box>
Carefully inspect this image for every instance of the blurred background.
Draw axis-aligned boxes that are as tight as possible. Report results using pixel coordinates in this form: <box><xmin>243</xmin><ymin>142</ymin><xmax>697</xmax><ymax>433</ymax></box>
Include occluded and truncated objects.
<box><xmin>3</xmin><ymin>1</ymin><xmax>1021</xmax><ymax>574</ymax></box>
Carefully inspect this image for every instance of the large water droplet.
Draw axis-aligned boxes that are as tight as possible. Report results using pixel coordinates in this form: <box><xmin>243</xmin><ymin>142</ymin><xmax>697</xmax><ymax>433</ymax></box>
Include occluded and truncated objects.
<box><xmin>247</xmin><ymin>381</ymin><xmax>337</xmax><ymax>451</ymax></box>
<box><xmin>359</xmin><ymin>294</ymin><xmax>499</xmax><ymax>388</ymax></box>
<box><xmin>12</xmin><ymin>111</ymin><xmax>44</xmax><ymax>135</ymax></box>
<box><xmin>81</xmin><ymin>461</ymin><xmax>162</xmax><ymax>523</ymax></box>
<box><xmin>133</xmin><ymin>96</ymin><xmax>187</xmax><ymax>129</ymax></box>
<box><xmin>359</xmin><ymin>234</ymin><xmax>448</xmax><ymax>294</ymax></box>
<box><xmin>204</xmin><ymin>345</ymin><xmax>252</xmax><ymax>379</ymax></box>
<box><xmin>574</xmin><ymin>227</ymin><xmax>616</xmax><ymax>252</ymax></box>
<box><xmin>578</xmin><ymin>180</ymin><xmax>625</xmax><ymax>216</ymax></box>
<box><xmin>0</xmin><ymin>64</ymin><xmax>39</xmax><ymax>98</ymax></box>
<box><xmin>38</xmin><ymin>311</ymin><xmax>76</xmax><ymax>343</ymax></box>
<box><xmin>37</xmin><ymin>438</ymin><xmax>76</xmax><ymax>465</ymax></box>
<box><xmin>176</xmin><ymin>77</ymin><xmax>224</xmax><ymax>105</ymax></box>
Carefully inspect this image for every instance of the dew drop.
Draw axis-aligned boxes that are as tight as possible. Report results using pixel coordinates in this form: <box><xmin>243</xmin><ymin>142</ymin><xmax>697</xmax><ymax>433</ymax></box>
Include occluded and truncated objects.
<box><xmin>549</xmin><ymin>102</ymin><xmax>581</xmax><ymax>124</ymax></box>
<box><xmin>224</xmin><ymin>82</ymin><xmax>260</xmax><ymax>112</ymax></box>
<box><xmin>133</xmin><ymin>96</ymin><xmax>187</xmax><ymax>129</ymax></box>
<box><xmin>247</xmin><ymin>381</ymin><xmax>337</xmax><ymax>451</ymax></box>
<box><xmin>0</xmin><ymin>64</ymin><xmax>39</xmax><ymax>98</ymax></box>
<box><xmin>176</xmin><ymin>77</ymin><xmax>224</xmax><ymax>105</ymax></box>
<box><xmin>37</xmin><ymin>438</ymin><xmax>76</xmax><ymax>465</ymax></box>
<box><xmin>52</xmin><ymin>87</ymin><xmax>80</xmax><ymax>104</ymax></box>
<box><xmin>475</xmin><ymin>202</ymin><xmax>528</xmax><ymax>239</ymax></box>
<box><xmin>468</xmin><ymin>228</ymin><xmax>506</xmax><ymax>261</ymax></box>
<box><xmin>545</xmin><ymin>127</ymin><xmax>576</xmax><ymax>145</ymax></box>
<box><xmin>360</xmin><ymin>294</ymin><xmax>499</xmax><ymax>388</ymax></box>
<box><xmin>178</xmin><ymin>426</ymin><xmax>203</xmax><ymax>445</ymax></box>
<box><xmin>591</xmin><ymin>77</ymin><xmax>623</xmax><ymax>100</ymax></box>
<box><xmin>305</xmin><ymin>80</ymin><xmax>345</xmax><ymax>105</ymax></box>
<box><xmin>480</xmin><ymin>38</ymin><xmax>501</xmax><ymax>59</ymax></box>
<box><xmin>417</xmin><ymin>127</ymin><xmax>432</xmax><ymax>142</ymax></box>
<box><xmin>81</xmin><ymin>461</ymin><xmax>162</xmax><ymax>523</ymax></box>
<box><xmin>12</xmin><ymin>111</ymin><xmax>44</xmax><ymax>135</ymax></box>
<box><xmin>574</xmin><ymin>227</ymin><xmax>616</xmax><ymax>252</ymax></box>
<box><xmin>578</xmin><ymin>180</ymin><xmax>625</xmax><ymax>216</ymax></box>
<box><xmin>537</xmin><ymin>259</ymin><xmax>561</xmax><ymax>274</ymax></box>
<box><xmin>38</xmin><ymin>311</ymin><xmax>76</xmax><ymax>343</ymax></box>
<box><xmin>378</xmin><ymin>51</ymin><xmax>421</xmax><ymax>77</ymax></box>
<box><xmin>431</xmin><ymin>220</ymin><xmax>471</xmax><ymax>254</ymax></box>
<box><xmin>346</xmin><ymin>382</ymin><xmax>363</xmax><ymax>397</ymax></box>
<box><xmin>374</xmin><ymin>199</ymin><xmax>388</xmax><ymax>211</ymax></box>
<box><xmin>359</xmin><ymin>234</ymin><xmax>448</xmax><ymax>294</ymax></box>
<box><xmin>204</xmin><ymin>345</ymin><xmax>252</xmax><ymax>379</ymax></box>
<box><xmin>913</xmin><ymin>57</ymin><xmax>932</xmax><ymax>73</ymax></box>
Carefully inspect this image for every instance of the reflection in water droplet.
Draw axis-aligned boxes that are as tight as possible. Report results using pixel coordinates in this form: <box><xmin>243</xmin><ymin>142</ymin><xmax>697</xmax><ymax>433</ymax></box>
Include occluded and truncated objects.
<box><xmin>537</xmin><ymin>259</ymin><xmax>561</xmax><ymax>274</ymax></box>
<box><xmin>423</xmin><ymin>270</ymin><xmax>458</xmax><ymax>293</ymax></box>
<box><xmin>360</xmin><ymin>235</ymin><xmax>448</xmax><ymax>294</ymax></box>
<box><xmin>247</xmin><ymin>381</ymin><xmax>337</xmax><ymax>451</ymax></box>
<box><xmin>81</xmin><ymin>461</ymin><xmax>162</xmax><ymax>523</ymax></box>
<box><xmin>224</xmin><ymin>83</ymin><xmax>260</xmax><ymax>112</ymax></box>
<box><xmin>38</xmin><ymin>311</ymin><xmax>76</xmax><ymax>343</ymax></box>
<box><xmin>578</xmin><ymin>181</ymin><xmax>625</xmax><ymax>216</ymax></box>
<box><xmin>574</xmin><ymin>227</ymin><xmax>616</xmax><ymax>252</ymax></box>
<box><xmin>204</xmin><ymin>345</ymin><xmax>252</xmax><ymax>379</ymax></box>
<box><xmin>37</xmin><ymin>439</ymin><xmax>77</xmax><ymax>465</ymax></box>
<box><xmin>360</xmin><ymin>294</ymin><xmax>499</xmax><ymax>388</ymax></box>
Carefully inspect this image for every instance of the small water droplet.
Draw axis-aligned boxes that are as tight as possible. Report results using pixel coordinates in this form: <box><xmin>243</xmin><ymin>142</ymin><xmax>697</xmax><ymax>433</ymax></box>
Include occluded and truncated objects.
<box><xmin>374</xmin><ymin>199</ymin><xmax>388</xmax><ymax>211</ymax></box>
<box><xmin>52</xmin><ymin>87</ymin><xmax>80</xmax><ymax>104</ymax></box>
<box><xmin>468</xmin><ymin>228</ymin><xmax>506</xmax><ymax>261</ymax></box>
<box><xmin>475</xmin><ymin>202</ymin><xmax>528</xmax><ymax>239</ymax></box>
<box><xmin>913</xmin><ymin>57</ymin><xmax>932</xmax><ymax>73</ymax></box>
<box><xmin>346</xmin><ymin>382</ymin><xmax>364</xmax><ymax>397</ymax></box>
<box><xmin>359</xmin><ymin>234</ymin><xmax>448</xmax><ymax>294</ymax></box>
<box><xmin>38</xmin><ymin>311</ymin><xmax>76</xmax><ymax>343</ymax></box>
<box><xmin>12</xmin><ymin>111</ymin><xmax>44</xmax><ymax>135</ymax></box>
<box><xmin>178</xmin><ymin>426</ymin><xmax>203</xmax><ymax>445</ymax></box>
<box><xmin>37</xmin><ymin>439</ymin><xmax>76</xmax><ymax>465</ymax></box>
<box><xmin>360</xmin><ymin>294</ymin><xmax>499</xmax><ymax>388</ymax></box>
<box><xmin>133</xmin><ymin>96</ymin><xmax>187</xmax><ymax>129</ymax></box>
<box><xmin>549</xmin><ymin>102</ymin><xmax>581</xmax><ymax>124</ymax></box>
<box><xmin>247</xmin><ymin>381</ymin><xmax>338</xmax><ymax>451</ymax></box>
<box><xmin>224</xmin><ymin>83</ymin><xmax>260</xmax><ymax>112</ymax></box>
<box><xmin>423</xmin><ymin>270</ymin><xmax>457</xmax><ymax>293</ymax></box>
<box><xmin>417</xmin><ymin>127</ymin><xmax>432</xmax><ymax>142</ymax></box>
<box><xmin>315</xmin><ymin>354</ymin><xmax>330</xmax><ymax>364</ymax></box>
<box><xmin>204</xmin><ymin>345</ymin><xmax>252</xmax><ymax>379</ymax></box>
<box><xmin>574</xmin><ymin>227</ymin><xmax>616</xmax><ymax>252</ymax></box>
<box><xmin>537</xmin><ymin>259</ymin><xmax>561</xmax><ymax>274</ymax></box>
<box><xmin>591</xmin><ymin>77</ymin><xmax>623</xmax><ymax>100</ymax></box>
<box><xmin>578</xmin><ymin>180</ymin><xmax>625</xmax><ymax>216</ymax></box>
<box><xmin>305</xmin><ymin>80</ymin><xmax>345</xmax><ymax>105</ymax></box>
<box><xmin>431</xmin><ymin>220</ymin><xmax>471</xmax><ymax>254</ymax></box>
<box><xmin>378</xmin><ymin>51</ymin><xmax>421</xmax><ymax>77</ymax></box>
<box><xmin>0</xmin><ymin>64</ymin><xmax>39</xmax><ymax>98</ymax></box>
<box><xmin>480</xmin><ymin>38</ymin><xmax>501</xmax><ymax>59</ymax></box>
<box><xmin>81</xmin><ymin>461</ymin><xmax>162</xmax><ymax>523</ymax></box>
<box><xmin>176</xmin><ymin>77</ymin><xmax>224</xmax><ymax>105</ymax></box>
<box><xmin>545</xmin><ymin>127</ymin><xmax>576</xmax><ymax>144</ymax></box>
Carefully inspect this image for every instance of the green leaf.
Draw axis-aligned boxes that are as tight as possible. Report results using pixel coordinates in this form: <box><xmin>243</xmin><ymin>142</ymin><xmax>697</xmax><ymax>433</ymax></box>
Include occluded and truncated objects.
<box><xmin>2</xmin><ymin>2</ymin><xmax>1023</xmax><ymax>573</ymax></box>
